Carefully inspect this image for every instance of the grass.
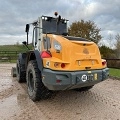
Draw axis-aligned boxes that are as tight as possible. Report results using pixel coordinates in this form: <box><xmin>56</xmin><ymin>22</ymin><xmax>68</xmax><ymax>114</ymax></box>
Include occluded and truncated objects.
<box><xmin>109</xmin><ymin>68</ymin><xmax>120</xmax><ymax>78</ymax></box>
<box><xmin>0</xmin><ymin>44</ymin><xmax>32</xmax><ymax>51</ymax></box>
<box><xmin>0</xmin><ymin>44</ymin><xmax>32</xmax><ymax>63</ymax></box>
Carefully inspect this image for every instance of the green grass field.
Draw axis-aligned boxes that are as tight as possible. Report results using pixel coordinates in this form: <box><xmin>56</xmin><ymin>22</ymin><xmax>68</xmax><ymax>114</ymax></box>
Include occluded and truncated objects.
<box><xmin>0</xmin><ymin>44</ymin><xmax>32</xmax><ymax>62</ymax></box>
<box><xmin>0</xmin><ymin>44</ymin><xmax>32</xmax><ymax>51</ymax></box>
<box><xmin>109</xmin><ymin>68</ymin><xmax>120</xmax><ymax>78</ymax></box>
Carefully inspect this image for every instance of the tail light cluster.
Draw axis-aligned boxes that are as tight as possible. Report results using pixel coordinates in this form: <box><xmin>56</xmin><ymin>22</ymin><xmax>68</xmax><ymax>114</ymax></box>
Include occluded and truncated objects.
<box><xmin>54</xmin><ymin>62</ymin><xmax>66</xmax><ymax>68</ymax></box>
<box><xmin>40</xmin><ymin>52</ymin><xmax>66</xmax><ymax>69</ymax></box>
<box><xmin>41</xmin><ymin>51</ymin><xmax>52</xmax><ymax>58</ymax></box>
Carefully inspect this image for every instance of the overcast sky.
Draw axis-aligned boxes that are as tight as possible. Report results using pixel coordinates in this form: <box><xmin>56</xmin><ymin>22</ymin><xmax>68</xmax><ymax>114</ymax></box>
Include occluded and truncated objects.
<box><xmin>0</xmin><ymin>0</ymin><xmax>120</xmax><ymax>47</ymax></box>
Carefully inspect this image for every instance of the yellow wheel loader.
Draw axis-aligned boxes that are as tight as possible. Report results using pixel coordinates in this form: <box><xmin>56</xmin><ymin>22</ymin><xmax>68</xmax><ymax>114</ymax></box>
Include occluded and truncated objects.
<box><xmin>12</xmin><ymin>13</ymin><xmax>109</xmax><ymax>101</ymax></box>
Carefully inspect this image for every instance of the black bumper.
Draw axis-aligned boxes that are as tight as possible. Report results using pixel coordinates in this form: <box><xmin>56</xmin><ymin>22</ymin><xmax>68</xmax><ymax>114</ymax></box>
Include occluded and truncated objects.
<box><xmin>42</xmin><ymin>68</ymin><xmax>109</xmax><ymax>90</ymax></box>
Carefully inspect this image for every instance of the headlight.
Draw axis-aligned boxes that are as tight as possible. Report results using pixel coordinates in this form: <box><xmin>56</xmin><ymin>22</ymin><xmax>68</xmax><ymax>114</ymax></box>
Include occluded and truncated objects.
<box><xmin>53</xmin><ymin>40</ymin><xmax>62</xmax><ymax>51</ymax></box>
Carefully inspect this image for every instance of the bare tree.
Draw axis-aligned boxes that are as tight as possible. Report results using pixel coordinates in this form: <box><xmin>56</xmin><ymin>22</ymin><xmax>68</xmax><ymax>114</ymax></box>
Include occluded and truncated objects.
<box><xmin>16</xmin><ymin>41</ymin><xmax>20</xmax><ymax>45</ymax></box>
<box><xmin>115</xmin><ymin>34</ymin><xmax>120</xmax><ymax>58</ymax></box>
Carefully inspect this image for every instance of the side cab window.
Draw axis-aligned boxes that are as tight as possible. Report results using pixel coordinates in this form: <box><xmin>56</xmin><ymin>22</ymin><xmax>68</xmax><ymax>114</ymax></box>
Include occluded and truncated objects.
<box><xmin>43</xmin><ymin>37</ymin><xmax>51</xmax><ymax>49</ymax></box>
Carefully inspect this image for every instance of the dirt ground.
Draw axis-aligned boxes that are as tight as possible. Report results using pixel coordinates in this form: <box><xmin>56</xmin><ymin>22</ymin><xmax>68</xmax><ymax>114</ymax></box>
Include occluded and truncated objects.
<box><xmin>0</xmin><ymin>64</ymin><xmax>120</xmax><ymax>120</ymax></box>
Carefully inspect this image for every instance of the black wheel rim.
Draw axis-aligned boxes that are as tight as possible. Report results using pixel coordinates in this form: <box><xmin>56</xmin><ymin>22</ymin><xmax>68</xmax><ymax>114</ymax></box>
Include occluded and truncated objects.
<box><xmin>28</xmin><ymin>70</ymin><xmax>34</xmax><ymax>92</ymax></box>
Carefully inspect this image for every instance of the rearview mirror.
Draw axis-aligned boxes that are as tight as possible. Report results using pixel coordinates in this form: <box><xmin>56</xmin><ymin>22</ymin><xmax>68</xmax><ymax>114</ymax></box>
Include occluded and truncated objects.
<box><xmin>25</xmin><ymin>24</ymin><xmax>30</xmax><ymax>33</ymax></box>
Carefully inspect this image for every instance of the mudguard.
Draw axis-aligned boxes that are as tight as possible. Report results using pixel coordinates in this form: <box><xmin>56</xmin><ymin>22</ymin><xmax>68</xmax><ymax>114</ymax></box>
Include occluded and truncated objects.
<box><xmin>34</xmin><ymin>50</ymin><xmax>43</xmax><ymax>72</ymax></box>
<box><xmin>18</xmin><ymin>50</ymin><xmax>43</xmax><ymax>72</ymax></box>
<box><xmin>17</xmin><ymin>53</ymin><xmax>27</xmax><ymax>71</ymax></box>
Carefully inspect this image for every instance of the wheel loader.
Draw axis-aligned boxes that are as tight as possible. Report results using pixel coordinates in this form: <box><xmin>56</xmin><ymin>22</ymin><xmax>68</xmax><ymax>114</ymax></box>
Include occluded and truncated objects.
<box><xmin>12</xmin><ymin>12</ymin><xmax>109</xmax><ymax>101</ymax></box>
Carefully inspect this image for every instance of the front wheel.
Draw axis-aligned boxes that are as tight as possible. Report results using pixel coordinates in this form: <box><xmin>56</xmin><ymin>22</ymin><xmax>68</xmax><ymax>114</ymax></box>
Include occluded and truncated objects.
<box><xmin>26</xmin><ymin>60</ymin><xmax>53</xmax><ymax>101</ymax></box>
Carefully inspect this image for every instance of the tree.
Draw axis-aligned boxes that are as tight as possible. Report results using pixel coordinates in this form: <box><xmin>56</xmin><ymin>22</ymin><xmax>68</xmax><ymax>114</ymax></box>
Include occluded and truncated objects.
<box><xmin>99</xmin><ymin>45</ymin><xmax>116</xmax><ymax>58</ymax></box>
<box><xmin>115</xmin><ymin>34</ymin><xmax>120</xmax><ymax>58</ymax></box>
<box><xmin>68</xmin><ymin>20</ymin><xmax>102</xmax><ymax>44</ymax></box>
<box><xmin>16</xmin><ymin>41</ymin><xmax>19</xmax><ymax>45</ymax></box>
<box><xmin>108</xmin><ymin>34</ymin><xmax>113</xmax><ymax>48</ymax></box>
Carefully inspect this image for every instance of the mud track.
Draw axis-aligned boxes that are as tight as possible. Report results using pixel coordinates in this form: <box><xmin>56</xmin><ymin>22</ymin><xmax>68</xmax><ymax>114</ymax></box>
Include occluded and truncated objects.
<box><xmin>0</xmin><ymin>64</ymin><xmax>120</xmax><ymax>120</ymax></box>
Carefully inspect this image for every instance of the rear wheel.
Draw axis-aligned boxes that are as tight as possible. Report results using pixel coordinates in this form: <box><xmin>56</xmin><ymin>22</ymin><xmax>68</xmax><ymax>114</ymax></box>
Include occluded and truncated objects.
<box><xmin>26</xmin><ymin>60</ymin><xmax>53</xmax><ymax>101</ymax></box>
<box><xmin>16</xmin><ymin>60</ymin><xmax>26</xmax><ymax>83</ymax></box>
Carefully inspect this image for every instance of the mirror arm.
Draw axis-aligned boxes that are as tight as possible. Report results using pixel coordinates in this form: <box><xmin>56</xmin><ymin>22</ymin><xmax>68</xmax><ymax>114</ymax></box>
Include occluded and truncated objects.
<box><xmin>22</xmin><ymin>41</ymin><xmax>30</xmax><ymax>50</ymax></box>
<box><xmin>25</xmin><ymin>24</ymin><xmax>30</xmax><ymax>45</ymax></box>
<box><xmin>27</xmin><ymin>32</ymin><xmax>29</xmax><ymax>45</ymax></box>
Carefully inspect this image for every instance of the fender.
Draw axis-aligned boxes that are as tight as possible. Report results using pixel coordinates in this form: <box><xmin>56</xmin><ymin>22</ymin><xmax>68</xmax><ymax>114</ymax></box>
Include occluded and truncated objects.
<box><xmin>18</xmin><ymin>53</ymin><xmax>27</xmax><ymax>71</ymax></box>
<box><xmin>34</xmin><ymin>50</ymin><xmax>43</xmax><ymax>72</ymax></box>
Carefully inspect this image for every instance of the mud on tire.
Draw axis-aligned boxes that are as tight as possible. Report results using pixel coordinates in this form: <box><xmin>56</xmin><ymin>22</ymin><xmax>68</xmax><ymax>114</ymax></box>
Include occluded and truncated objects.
<box><xmin>26</xmin><ymin>60</ymin><xmax>53</xmax><ymax>101</ymax></box>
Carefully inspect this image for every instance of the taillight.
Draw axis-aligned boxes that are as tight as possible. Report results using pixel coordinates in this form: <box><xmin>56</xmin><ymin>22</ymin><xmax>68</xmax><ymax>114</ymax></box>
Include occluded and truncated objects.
<box><xmin>54</xmin><ymin>62</ymin><xmax>59</xmax><ymax>67</ymax></box>
<box><xmin>102</xmin><ymin>61</ymin><xmax>106</xmax><ymax>66</ymax></box>
<box><xmin>41</xmin><ymin>51</ymin><xmax>52</xmax><ymax>58</ymax></box>
<box><xmin>61</xmin><ymin>63</ymin><xmax>65</xmax><ymax>68</ymax></box>
<box><xmin>56</xmin><ymin>80</ymin><xmax>61</xmax><ymax>83</ymax></box>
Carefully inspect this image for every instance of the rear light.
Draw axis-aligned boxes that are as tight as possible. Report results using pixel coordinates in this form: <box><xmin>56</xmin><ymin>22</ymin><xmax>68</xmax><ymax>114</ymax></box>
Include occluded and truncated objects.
<box><xmin>102</xmin><ymin>61</ymin><xmax>106</xmax><ymax>66</ymax></box>
<box><xmin>54</xmin><ymin>62</ymin><xmax>59</xmax><ymax>67</ymax></box>
<box><xmin>41</xmin><ymin>51</ymin><xmax>52</xmax><ymax>58</ymax></box>
<box><xmin>56</xmin><ymin>80</ymin><xmax>61</xmax><ymax>83</ymax></box>
<box><xmin>61</xmin><ymin>63</ymin><xmax>65</xmax><ymax>68</ymax></box>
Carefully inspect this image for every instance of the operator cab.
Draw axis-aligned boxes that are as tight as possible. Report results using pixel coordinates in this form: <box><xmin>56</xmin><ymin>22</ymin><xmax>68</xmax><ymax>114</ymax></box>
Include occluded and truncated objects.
<box><xmin>41</xmin><ymin>15</ymin><xmax>68</xmax><ymax>35</ymax></box>
<box><xmin>25</xmin><ymin>12</ymin><xmax>69</xmax><ymax>50</ymax></box>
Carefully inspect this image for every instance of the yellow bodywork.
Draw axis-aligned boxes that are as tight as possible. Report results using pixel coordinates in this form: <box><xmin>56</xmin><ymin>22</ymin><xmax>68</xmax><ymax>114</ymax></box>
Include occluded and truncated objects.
<box><xmin>41</xmin><ymin>34</ymin><xmax>106</xmax><ymax>71</ymax></box>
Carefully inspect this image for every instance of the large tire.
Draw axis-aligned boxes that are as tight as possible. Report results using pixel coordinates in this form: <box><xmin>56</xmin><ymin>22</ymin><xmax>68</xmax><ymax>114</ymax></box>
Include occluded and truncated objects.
<box><xmin>26</xmin><ymin>60</ymin><xmax>53</xmax><ymax>101</ymax></box>
<box><xmin>16</xmin><ymin>60</ymin><xmax>26</xmax><ymax>83</ymax></box>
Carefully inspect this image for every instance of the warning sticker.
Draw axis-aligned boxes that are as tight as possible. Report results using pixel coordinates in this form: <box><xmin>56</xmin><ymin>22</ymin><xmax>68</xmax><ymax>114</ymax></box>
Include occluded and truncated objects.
<box><xmin>46</xmin><ymin>61</ymin><xmax>50</xmax><ymax>68</ymax></box>
<box><xmin>81</xmin><ymin>75</ymin><xmax>87</xmax><ymax>82</ymax></box>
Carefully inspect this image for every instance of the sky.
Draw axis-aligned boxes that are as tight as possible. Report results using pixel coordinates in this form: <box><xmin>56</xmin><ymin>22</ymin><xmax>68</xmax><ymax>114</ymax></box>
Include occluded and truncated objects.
<box><xmin>0</xmin><ymin>0</ymin><xmax>120</xmax><ymax>47</ymax></box>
